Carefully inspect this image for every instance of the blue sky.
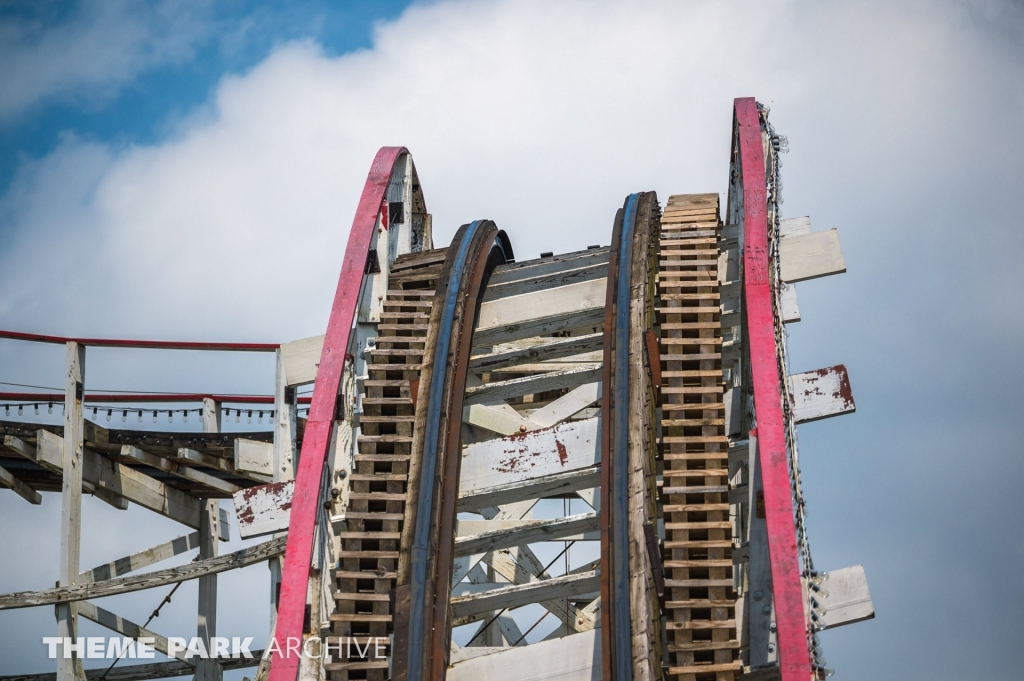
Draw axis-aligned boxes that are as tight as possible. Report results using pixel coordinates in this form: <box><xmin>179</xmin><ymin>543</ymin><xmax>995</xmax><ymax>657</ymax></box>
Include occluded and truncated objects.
<box><xmin>1</xmin><ymin>1</ymin><xmax>1023</xmax><ymax>679</ymax></box>
<box><xmin>0</xmin><ymin>1</ymin><xmax>413</xmax><ymax>192</ymax></box>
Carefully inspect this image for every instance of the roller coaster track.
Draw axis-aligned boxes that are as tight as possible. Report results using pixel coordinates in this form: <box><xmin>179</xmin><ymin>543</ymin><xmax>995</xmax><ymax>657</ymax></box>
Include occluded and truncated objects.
<box><xmin>0</xmin><ymin>98</ymin><xmax>870</xmax><ymax>681</ymax></box>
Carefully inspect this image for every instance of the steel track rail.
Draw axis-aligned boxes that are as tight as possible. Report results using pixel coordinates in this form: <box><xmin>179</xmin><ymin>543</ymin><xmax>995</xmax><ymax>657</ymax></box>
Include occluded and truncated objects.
<box><xmin>392</xmin><ymin>220</ymin><xmax>513</xmax><ymax>681</ymax></box>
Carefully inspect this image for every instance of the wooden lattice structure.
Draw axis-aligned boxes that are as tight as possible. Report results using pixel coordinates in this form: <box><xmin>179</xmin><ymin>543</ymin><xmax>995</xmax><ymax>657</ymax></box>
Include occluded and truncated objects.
<box><xmin>0</xmin><ymin>98</ymin><xmax>872</xmax><ymax>681</ymax></box>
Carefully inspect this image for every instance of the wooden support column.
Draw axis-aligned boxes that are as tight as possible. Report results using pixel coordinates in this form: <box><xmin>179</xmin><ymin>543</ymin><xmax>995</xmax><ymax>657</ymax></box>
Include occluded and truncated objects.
<box><xmin>270</xmin><ymin>349</ymin><xmax>297</xmax><ymax>632</ymax></box>
<box><xmin>197</xmin><ymin>398</ymin><xmax>222</xmax><ymax>681</ymax></box>
<box><xmin>57</xmin><ymin>341</ymin><xmax>85</xmax><ymax>681</ymax></box>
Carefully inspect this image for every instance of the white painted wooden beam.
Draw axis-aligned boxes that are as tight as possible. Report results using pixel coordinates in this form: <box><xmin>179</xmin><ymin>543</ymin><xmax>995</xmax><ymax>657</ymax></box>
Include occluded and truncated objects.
<box><xmin>460</xmin><ymin>417</ymin><xmax>600</xmax><ymax>494</ymax></box>
<box><xmin>448</xmin><ymin>628</ymin><xmax>600</xmax><ymax>680</ymax></box>
<box><xmin>528</xmin><ymin>382</ymin><xmax>601</xmax><ymax>428</ymax></box>
<box><xmin>779</xmin><ymin>228</ymin><xmax>845</xmax><ymax>283</ymax></box>
<box><xmin>232</xmin><ymin>480</ymin><xmax>294</xmax><ymax>539</ymax></box>
<box><xmin>0</xmin><ymin>462</ymin><xmax>41</xmax><ymax>504</ymax></box>
<box><xmin>280</xmin><ymin>334</ymin><xmax>325</xmax><ymax>387</ymax></box>
<box><xmin>455</xmin><ymin>513</ymin><xmax>599</xmax><ymax>556</ymax></box>
<box><xmin>779</xmin><ymin>216</ymin><xmax>811</xmax><ymax>238</ymax></box>
<box><xmin>79</xmin><ymin>532</ymin><xmax>200</xmax><ymax>584</ymax></box>
<box><xmin>57</xmin><ymin>341</ymin><xmax>85</xmax><ymax>681</ymax></box>
<box><xmin>469</xmin><ymin>334</ymin><xmax>603</xmax><ymax>373</ymax></box>
<box><xmin>78</xmin><ymin>601</ymin><xmax>190</xmax><ymax>664</ymax></box>
<box><xmin>780</xmin><ymin>283</ymin><xmax>800</xmax><ymax>324</ymax></box>
<box><xmin>814</xmin><ymin>565</ymin><xmax>874</xmax><ymax>629</ymax></box>
<box><xmin>458</xmin><ymin>466</ymin><xmax>601</xmax><ymax>512</ymax></box>
<box><xmin>464</xmin><ymin>366</ymin><xmax>602</xmax><ymax>406</ymax></box>
<box><xmin>463</xmin><ymin>403</ymin><xmax>540</xmax><ymax>437</ymax></box>
<box><xmin>37</xmin><ymin>430</ymin><xmax>204</xmax><ymax>530</ymax></box>
<box><xmin>476</xmin><ymin>278</ymin><xmax>606</xmax><ymax>332</ymax></box>
<box><xmin>450</xmin><ymin>571</ymin><xmax>599</xmax><ymax>619</ymax></box>
<box><xmin>234</xmin><ymin>438</ymin><xmax>273</xmax><ymax>479</ymax></box>
<box><xmin>787</xmin><ymin>364</ymin><xmax>855</xmax><ymax>424</ymax></box>
<box><xmin>120</xmin><ymin>445</ymin><xmax>240</xmax><ymax>495</ymax></box>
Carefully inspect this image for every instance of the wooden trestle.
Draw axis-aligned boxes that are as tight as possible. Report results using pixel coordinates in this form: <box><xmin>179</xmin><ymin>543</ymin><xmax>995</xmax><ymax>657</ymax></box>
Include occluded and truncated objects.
<box><xmin>0</xmin><ymin>102</ymin><xmax>869</xmax><ymax>681</ymax></box>
<box><xmin>328</xmin><ymin>249</ymin><xmax>446</xmax><ymax>680</ymax></box>
<box><xmin>657</xmin><ymin>194</ymin><xmax>741</xmax><ymax>680</ymax></box>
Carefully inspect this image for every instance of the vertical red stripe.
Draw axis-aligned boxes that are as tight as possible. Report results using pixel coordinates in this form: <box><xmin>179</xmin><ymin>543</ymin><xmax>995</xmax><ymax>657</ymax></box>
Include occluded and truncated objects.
<box><xmin>268</xmin><ymin>147</ymin><xmax>406</xmax><ymax>681</ymax></box>
<box><xmin>735</xmin><ymin>98</ymin><xmax>812</xmax><ymax>681</ymax></box>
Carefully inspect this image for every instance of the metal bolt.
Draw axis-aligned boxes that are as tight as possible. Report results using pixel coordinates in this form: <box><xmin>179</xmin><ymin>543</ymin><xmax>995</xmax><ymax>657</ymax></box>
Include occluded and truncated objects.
<box><xmin>519</xmin><ymin>425</ymin><xmax>527</xmax><ymax>433</ymax></box>
<box><xmin>753</xmin><ymin>590</ymin><xmax>763</xmax><ymax>601</ymax></box>
<box><xmin>767</xmin><ymin>643</ymin><xmax>776</xmax><ymax>653</ymax></box>
<box><xmin>762</xmin><ymin>604</ymin><xmax>771</xmax><ymax>615</ymax></box>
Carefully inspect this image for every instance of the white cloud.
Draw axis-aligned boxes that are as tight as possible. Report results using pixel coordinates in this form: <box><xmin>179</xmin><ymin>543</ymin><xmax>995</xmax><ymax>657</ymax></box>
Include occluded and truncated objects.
<box><xmin>0</xmin><ymin>1</ymin><xmax>213</xmax><ymax>121</ymax></box>
<box><xmin>1</xmin><ymin>0</ymin><xmax>1024</xmax><ymax>677</ymax></box>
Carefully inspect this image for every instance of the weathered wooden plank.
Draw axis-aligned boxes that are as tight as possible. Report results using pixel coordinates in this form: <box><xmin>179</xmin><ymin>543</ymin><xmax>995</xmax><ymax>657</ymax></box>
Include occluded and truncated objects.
<box><xmin>58</xmin><ymin>341</ymin><xmax>86</xmax><ymax>681</ymax></box>
<box><xmin>77</xmin><ymin>601</ymin><xmax>189</xmax><ymax>663</ymax></box>
<box><xmin>463</xmin><ymin>403</ymin><xmax>539</xmax><ymax>436</ymax></box>
<box><xmin>0</xmin><ymin>462</ymin><xmax>41</xmax><ymax>504</ymax></box>
<box><xmin>0</xmin><ymin>653</ymin><xmax>262</xmax><ymax>681</ymax></box>
<box><xmin>787</xmin><ymin>364</ymin><xmax>855</xmax><ymax>423</ymax></box>
<box><xmin>454</xmin><ymin>513</ymin><xmax>599</xmax><ymax>556</ymax></box>
<box><xmin>527</xmin><ymin>381</ymin><xmax>601</xmax><ymax>428</ymax></box>
<box><xmin>450</xmin><ymin>570</ymin><xmax>599</xmax><ymax>619</ymax></box>
<box><xmin>483</xmin><ymin>261</ymin><xmax>609</xmax><ymax>302</ymax></box>
<box><xmin>460</xmin><ymin>417</ymin><xmax>600</xmax><ymax>494</ymax></box>
<box><xmin>37</xmin><ymin>430</ymin><xmax>204</xmax><ymax>529</ymax></box>
<box><xmin>476</xmin><ymin>278</ymin><xmax>606</xmax><ymax>332</ymax></box>
<box><xmin>471</xmin><ymin>307</ymin><xmax>605</xmax><ymax>348</ymax></box>
<box><xmin>464</xmin><ymin>366</ymin><xmax>602</xmax><ymax>405</ymax></box>
<box><xmin>468</xmin><ymin>333</ymin><xmax>603</xmax><ymax>372</ymax></box>
<box><xmin>79</xmin><ymin>532</ymin><xmax>200</xmax><ymax>584</ymax></box>
<box><xmin>280</xmin><ymin>334</ymin><xmax>325</xmax><ymax>386</ymax></box>
<box><xmin>780</xmin><ymin>282</ymin><xmax>800</xmax><ymax>323</ymax></box>
<box><xmin>778</xmin><ymin>228</ymin><xmax>845</xmax><ymax>283</ymax></box>
<box><xmin>0</xmin><ymin>536</ymin><xmax>286</xmax><ymax>609</ymax></box>
<box><xmin>489</xmin><ymin>248</ymin><xmax>608</xmax><ymax>284</ymax></box>
<box><xmin>778</xmin><ymin>216</ymin><xmax>811</xmax><ymax>238</ymax></box>
<box><xmin>447</xmin><ymin>628</ymin><xmax>600</xmax><ymax>681</ymax></box>
<box><xmin>121</xmin><ymin>445</ymin><xmax>240</xmax><ymax>495</ymax></box>
<box><xmin>815</xmin><ymin>565</ymin><xmax>874</xmax><ymax>629</ymax></box>
<box><xmin>234</xmin><ymin>438</ymin><xmax>273</xmax><ymax>478</ymax></box>
<box><xmin>233</xmin><ymin>480</ymin><xmax>295</xmax><ymax>539</ymax></box>
<box><xmin>458</xmin><ymin>465</ymin><xmax>601</xmax><ymax>512</ymax></box>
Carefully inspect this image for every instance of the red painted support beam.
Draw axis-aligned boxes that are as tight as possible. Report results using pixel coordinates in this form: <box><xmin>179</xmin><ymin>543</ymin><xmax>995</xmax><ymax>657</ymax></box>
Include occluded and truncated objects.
<box><xmin>735</xmin><ymin>97</ymin><xmax>812</xmax><ymax>681</ymax></box>
<box><xmin>268</xmin><ymin>147</ymin><xmax>408</xmax><ymax>681</ymax></box>
<box><xmin>0</xmin><ymin>329</ymin><xmax>278</xmax><ymax>351</ymax></box>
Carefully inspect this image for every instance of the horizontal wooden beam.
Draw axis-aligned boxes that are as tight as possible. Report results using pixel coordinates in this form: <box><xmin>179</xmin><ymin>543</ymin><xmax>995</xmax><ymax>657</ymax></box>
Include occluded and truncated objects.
<box><xmin>0</xmin><ymin>652</ymin><xmax>263</xmax><ymax>681</ymax></box>
<box><xmin>0</xmin><ymin>536</ymin><xmax>285</xmax><ymax>610</ymax></box>
<box><xmin>33</xmin><ymin>430</ymin><xmax>205</xmax><ymax>529</ymax></box>
<box><xmin>779</xmin><ymin>228</ymin><xmax>845</xmax><ymax>283</ymax></box>
<box><xmin>468</xmin><ymin>333</ymin><xmax>603</xmax><ymax>373</ymax></box>
<box><xmin>79</xmin><ymin>532</ymin><xmax>200</xmax><ymax>584</ymax></box>
<box><xmin>450</xmin><ymin>570</ymin><xmax>599</xmax><ymax>619</ymax></box>
<box><xmin>464</xmin><ymin>366</ymin><xmax>602</xmax><ymax>405</ymax></box>
<box><xmin>77</xmin><ymin>600</ymin><xmax>189</xmax><ymax>663</ymax></box>
<box><xmin>458</xmin><ymin>465</ymin><xmax>601</xmax><ymax>512</ymax></box>
<box><xmin>476</xmin><ymin>278</ymin><xmax>606</xmax><ymax>332</ymax></box>
<box><xmin>472</xmin><ymin>306</ymin><xmax>604</xmax><ymax>348</ymax></box>
<box><xmin>455</xmin><ymin>513</ymin><xmax>599</xmax><ymax>556</ymax></box>
<box><xmin>121</xmin><ymin>445</ymin><xmax>240</xmax><ymax>495</ymax></box>
<box><xmin>0</xmin><ymin>462</ymin><xmax>40</xmax><ymax>504</ymax></box>
<box><xmin>788</xmin><ymin>364</ymin><xmax>855</xmax><ymax>424</ymax></box>
<box><xmin>460</xmin><ymin>417</ymin><xmax>600</xmax><ymax>494</ymax></box>
<box><xmin>482</xmin><ymin>259</ymin><xmax>608</xmax><ymax>302</ymax></box>
<box><xmin>448</xmin><ymin>628</ymin><xmax>599</xmax><ymax>681</ymax></box>
<box><xmin>815</xmin><ymin>564</ymin><xmax>874</xmax><ymax>629</ymax></box>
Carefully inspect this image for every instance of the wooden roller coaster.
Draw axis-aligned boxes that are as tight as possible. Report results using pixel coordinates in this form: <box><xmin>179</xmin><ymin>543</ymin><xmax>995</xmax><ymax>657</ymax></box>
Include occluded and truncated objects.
<box><xmin>0</xmin><ymin>98</ymin><xmax>872</xmax><ymax>681</ymax></box>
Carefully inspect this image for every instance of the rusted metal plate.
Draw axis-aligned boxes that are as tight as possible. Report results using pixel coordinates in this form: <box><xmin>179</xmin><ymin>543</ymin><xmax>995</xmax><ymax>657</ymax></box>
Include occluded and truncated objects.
<box><xmin>787</xmin><ymin>364</ymin><xmax>855</xmax><ymax>424</ymax></box>
<box><xmin>232</xmin><ymin>479</ymin><xmax>294</xmax><ymax>539</ymax></box>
